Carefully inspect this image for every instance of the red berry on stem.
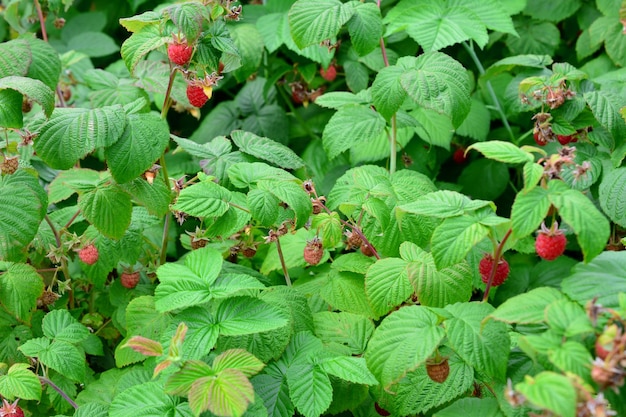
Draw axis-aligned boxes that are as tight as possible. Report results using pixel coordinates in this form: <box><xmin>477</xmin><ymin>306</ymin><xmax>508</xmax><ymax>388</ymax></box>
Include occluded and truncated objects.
<box><xmin>320</xmin><ymin>65</ymin><xmax>337</xmax><ymax>82</ymax></box>
<box><xmin>1</xmin><ymin>399</ymin><xmax>24</xmax><ymax>417</ymax></box>
<box><xmin>479</xmin><ymin>253</ymin><xmax>510</xmax><ymax>287</ymax></box>
<box><xmin>120</xmin><ymin>271</ymin><xmax>140</xmax><ymax>289</ymax></box>
<box><xmin>79</xmin><ymin>244</ymin><xmax>99</xmax><ymax>265</ymax></box>
<box><xmin>187</xmin><ymin>85</ymin><xmax>209</xmax><ymax>108</ymax></box>
<box><xmin>303</xmin><ymin>237</ymin><xmax>324</xmax><ymax>265</ymax></box>
<box><xmin>557</xmin><ymin>134</ymin><xmax>574</xmax><ymax>145</ymax></box>
<box><xmin>167</xmin><ymin>42</ymin><xmax>193</xmax><ymax>66</ymax></box>
<box><xmin>535</xmin><ymin>222</ymin><xmax>567</xmax><ymax>261</ymax></box>
<box><xmin>452</xmin><ymin>147</ymin><xmax>467</xmax><ymax>164</ymax></box>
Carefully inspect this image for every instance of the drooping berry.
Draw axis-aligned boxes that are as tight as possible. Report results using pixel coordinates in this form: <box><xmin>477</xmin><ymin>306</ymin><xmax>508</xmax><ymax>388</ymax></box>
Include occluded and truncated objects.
<box><xmin>426</xmin><ymin>357</ymin><xmax>450</xmax><ymax>383</ymax></box>
<box><xmin>478</xmin><ymin>253</ymin><xmax>510</xmax><ymax>287</ymax></box>
<box><xmin>374</xmin><ymin>403</ymin><xmax>390</xmax><ymax>417</ymax></box>
<box><xmin>535</xmin><ymin>222</ymin><xmax>567</xmax><ymax>261</ymax></box>
<box><xmin>78</xmin><ymin>244</ymin><xmax>99</xmax><ymax>265</ymax></box>
<box><xmin>533</xmin><ymin>130</ymin><xmax>547</xmax><ymax>146</ymax></box>
<box><xmin>452</xmin><ymin>147</ymin><xmax>467</xmax><ymax>164</ymax></box>
<box><xmin>167</xmin><ymin>41</ymin><xmax>193</xmax><ymax>66</ymax></box>
<box><xmin>320</xmin><ymin>65</ymin><xmax>337</xmax><ymax>82</ymax></box>
<box><xmin>303</xmin><ymin>237</ymin><xmax>324</xmax><ymax>265</ymax></box>
<box><xmin>120</xmin><ymin>271</ymin><xmax>140</xmax><ymax>289</ymax></box>
<box><xmin>556</xmin><ymin>134</ymin><xmax>575</xmax><ymax>145</ymax></box>
<box><xmin>360</xmin><ymin>242</ymin><xmax>375</xmax><ymax>257</ymax></box>
<box><xmin>241</xmin><ymin>246</ymin><xmax>257</xmax><ymax>258</ymax></box>
<box><xmin>186</xmin><ymin>85</ymin><xmax>210</xmax><ymax>108</ymax></box>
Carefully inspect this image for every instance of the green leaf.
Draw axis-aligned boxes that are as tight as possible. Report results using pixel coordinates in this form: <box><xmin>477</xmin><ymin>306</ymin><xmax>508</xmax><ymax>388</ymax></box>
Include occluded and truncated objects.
<box><xmin>165</xmin><ymin>2</ymin><xmax>208</xmax><ymax>41</ymax></box>
<box><xmin>288</xmin><ymin>0</ymin><xmax>354</xmax><ymax>49</ymax></box>
<box><xmin>257</xmin><ymin>179</ymin><xmax>311</xmax><ymax>228</ymax></box>
<box><xmin>67</xmin><ymin>32</ymin><xmax>119</xmax><ymax>58</ymax></box>
<box><xmin>195</xmin><ymin>368</ymin><xmax>254</xmax><ymax>417</ymax></box>
<box><xmin>545</xmin><ymin>300</ymin><xmax>594</xmax><ymax>338</ymax></box>
<box><xmin>562</xmin><ymin>251</ymin><xmax>626</xmax><ymax>309</ymax></box>
<box><xmin>230</xmin><ymin>24</ymin><xmax>265</xmax><ymax>82</ymax></box>
<box><xmin>455</xmin><ymin>98</ymin><xmax>491</xmax><ymax>141</ymax></box>
<box><xmin>310</xmin><ymin>212</ymin><xmax>343</xmax><ymax>248</ymax></box>
<box><xmin>42</xmin><ymin>309</ymin><xmax>90</xmax><ymax>344</ymax></box>
<box><xmin>387</xmin><ymin>3</ymin><xmax>488</xmax><ymax>51</ymax></box>
<box><xmin>0</xmin><ymin>363</ymin><xmax>42</xmax><ymax>401</ymax></box>
<box><xmin>48</xmin><ymin>168</ymin><xmax>101</xmax><ymax>203</ymax></box>
<box><xmin>320</xmin><ymin>270</ymin><xmax>376</xmax><ymax>318</ymax></box>
<box><xmin>322</xmin><ymin>105</ymin><xmax>387</xmax><ymax>160</ymax></box>
<box><xmin>548</xmin><ymin>341</ymin><xmax>593</xmax><ymax>383</ymax></box>
<box><xmin>401</xmin><ymin>242</ymin><xmax>473</xmax><ymax>308</ymax></box>
<box><xmin>154</xmin><ymin>247</ymin><xmax>224</xmax><ymax>312</ymax></box>
<box><xmin>515</xmin><ymin>372</ymin><xmax>576</xmax><ymax>417</ymax></box>
<box><xmin>253</xmin><ymin>365</ymin><xmax>293</xmax><ymax>417</ymax></box>
<box><xmin>346</xmin><ymin>2</ymin><xmax>382</xmax><ymax>56</ymax></box>
<box><xmin>105</xmin><ymin>112</ymin><xmax>170</xmax><ymax>184</ymax></box>
<box><xmin>599</xmin><ymin>167</ymin><xmax>626</xmax><ymax>228</ymax></box>
<box><xmin>365</xmin><ymin>257</ymin><xmax>412</xmax><ymax>317</ymax></box>
<box><xmin>371</xmin><ymin>64</ymin><xmax>407</xmax><ymax>120</ymax></box>
<box><xmin>397</xmin><ymin>190</ymin><xmax>491</xmax><ymax>218</ymax></box>
<box><xmin>0</xmin><ymin>76</ymin><xmax>54</xmax><ymax>117</ymax></box>
<box><xmin>489</xmin><ymin>287</ymin><xmax>566</xmax><ymax>324</ymax></box>
<box><xmin>449</xmin><ymin>0</ymin><xmax>517</xmax><ymax>35</ymax></box>
<box><xmin>109</xmin><ymin>381</ymin><xmax>186</xmax><ymax>417</ymax></box>
<box><xmin>458</xmin><ymin>159</ymin><xmax>509</xmax><ymax>201</ymax></box>
<box><xmin>510</xmin><ymin>186</ymin><xmax>551</xmax><ymax>238</ymax></box>
<box><xmin>434</xmin><ymin>398</ymin><xmax>502</xmax><ymax>417</ymax></box>
<box><xmin>467</xmin><ymin>141</ymin><xmax>533</xmax><ymax>164</ymax></box>
<box><xmin>216</xmin><ymin>296</ymin><xmax>290</xmax><ymax>336</ymax></box>
<box><xmin>444</xmin><ymin>302</ymin><xmax>509</xmax><ymax>381</ymax></box>
<box><xmin>550</xmin><ymin>186</ymin><xmax>610</xmax><ymax>262</ymax></box>
<box><xmin>78</xmin><ymin>185</ymin><xmax>132</xmax><ymax>240</ymax></box>
<box><xmin>212</xmin><ymin>349</ymin><xmax>265</xmax><ymax>377</ymax></box>
<box><xmin>523</xmin><ymin>162</ymin><xmax>544</xmax><ymax>191</ymax></box>
<box><xmin>247</xmin><ymin>189</ymin><xmax>280</xmax><ymax>227</ymax></box>
<box><xmin>231</xmin><ymin>130</ymin><xmax>304</xmax><ymax>170</ymax></box>
<box><xmin>584</xmin><ymin>90</ymin><xmax>626</xmax><ymax>141</ymax></box>
<box><xmin>523</xmin><ymin>0</ymin><xmax>582</xmax><ymax>23</ymax></box>
<box><xmin>119</xmin><ymin>11</ymin><xmax>160</xmax><ymax>32</ymax></box>
<box><xmin>34</xmin><ymin>106</ymin><xmax>127</xmax><ymax>169</ymax></box>
<box><xmin>0</xmin><ymin>263</ymin><xmax>44</xmax><ymax>323</ymax></box>
<box><xmin>431</xmin><ymin>215</ymin><xmax>490</xmax><ymax>269</ymax></box>
<box><xmin>120</xmin><ymin>25</ymin><xmax>169</xmax><ymax>74</ymax></box>
<box><xmin>0</xmin><ymin>39</ymin><xmax>31</xmax><ymax>78</ymax></box>
<box><xmin>365</xmin><ymin>305</ymin><xmax>445</xmax><ymax>388</ymax></box>
<box><xmin>0</xmin><ymin>89</ymin><xmax>24</xmax><ymax>129</ymax></box>
<box><xmin>287</xmin><ymin>363</ymin><xmax>332</xmax><ymax>417</ymax></box>
<box><xmin>172</xmin><ymin>180</ymin><xmax>232</xmax><ymax>218</ymax></box>
<box><xmin>120</xmin><ymin>176</ymin><xmax>172</xmax><ymax>217</ymax></box>
<box><xmin>313</xmin><ymin>311</ymin><xmax>374</xmax><ymax>355</ymax></box>
<box><xmin>399</xmin><ymin>53</ymin><xmax>471</xmax><ymax>127</ymax></box>
<box><xmin>318</xmin><ymin>356</ymin><xmax>378</xmax><ymax>385</ymax></box>
<box><xmin>39</xmin><ymin>340</ymin><xmax>86</xmax><ymax>382</ymax></box>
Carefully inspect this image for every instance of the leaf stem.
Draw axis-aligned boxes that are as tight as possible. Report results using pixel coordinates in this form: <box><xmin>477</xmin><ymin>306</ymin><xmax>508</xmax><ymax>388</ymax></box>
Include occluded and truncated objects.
<box><xmin>159</xmin><ymin>212</ymin><xmax>171</xmax><ymax>266</ymax></box>
<box><xmin>482</xmin><ymin>228</ymin><xmax>512</xmax><ymax>302</ymax></box>
<box><xmin>274</xmin><ymin>237</ymin><xmax>292</xmax><ymax>286</ymax></box>
<box><xmin>462</xmin><ymin>41</ymin><xmax>516</xmax><ymax>143</ymax></box>
<box><xmin>40</xmin><ymin>376</ymin><xmax>78</xmax><ymax>410</ymax></box>
<box><xmin>63</xmin><ymin>209</ymin><xmax>81</xmax><ymax>230</ymax></box>
<box><xmin>44</xmin><ymin>215</ymin><xmax>74</xmax><ymax>308</ymax></box>
<box><xmin>389</xmin><ymin>114</ymin><xmax>397</xmax><ymax>175</ymax></box>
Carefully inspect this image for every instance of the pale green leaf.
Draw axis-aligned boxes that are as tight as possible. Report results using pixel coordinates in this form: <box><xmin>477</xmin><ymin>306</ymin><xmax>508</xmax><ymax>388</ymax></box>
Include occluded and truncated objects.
<box><xmin>448</xmin><ymin>0</ymin><xmax>517</xmax><ymax>35</ymax></box>
<box><xmin>444</xmin><ymin>302</ymin><xmax>509</xmax><ymax>381</ymax></box>
<box><xmin>247</xmin><ymin>189</ymin><xmax>280</xmax><ymax>227</ymax></box>
<box><xmin>434</xmin><ymin>398</ymin><xmax>503</xmax><ymax>417</ymax></box>
<box><xmin>39</xmin><ymin>340</ymin><xmax>86</xmax><ymax>382</ymax></box>
<box><xmin>365</xmin><ymin>257</ymin><xmax>412</xmax><ymax>317</ymax></box>
<box><xmin>0</xmin><ymin>363</ymin><xmax>42</xmax><ymax>401</ymax></box>
<box><xmin>0</xmin><ymin>76</ymin><xmax>54</xmax><ymax>117</ymax></box>
<box><xmin>257</xmin><ymin>179</ymin><xmax>311</xmax><ymax>228</ymax></box>
<box><xmin>523</xmin><ymin>162</ymin><xmax>544</xmax><ymax>191</ymax></box>
<box><xmin>510</xmin><ymin>186</ymin><xmax>551</xmax><ymax>238</ymax></box>
<box><xmin>199</xmin><ymin>369</ymin><xmax>254</xmax><ymax>417</ymax></box>
<box><xmin>365</xmin><ymin>305</ymin><xmax>445</xmax><ymax>388</ymax></box>
<box><xmin>42</xmin><ymin>309</ymin><xmax>90</xmax><ymax>344</ymax></box>
<box><xmin>397</xmin><ymin>190</ymin><xmax>492</xmax><ymax>218</ymax></box>
<box><xmin>105</xmin><ymin>112</ymin><xmax>170</xmax><ymax>184</ymax></box>
<box><xmin>172</xmin><ymin>180</ymin><xmax>231</xmax><ymax>218</ymax></box>
<box><xmin>0</xmin><ymin>263</ymin><xmax>44</xmax><ymax>323</ymax></box>
<box><xmin>154</xmin><ymin>247</ymin><xmax>224</xmax><ymax>312</ymax></box>
<box><xmin>78</xmin><ymin>185</ymin><xmax>132</xmax><ymax>240</ymax></box>
<box><xmin>310</xmin><ymin>212</ymin><xmax>343</xmax><ymax>248</ymax></box>
<box><xmin>313</xmin><ymin>311</ymin><xmax>375</xmax><ymax>355</ymax></box>
<box><xmin>231</xmin><ymin>130</ymin><xmax>304</xmax><ymax>169</ymax></box>
<box><xmin>584</xmin><ymin>90</ymin><xmax>626</xmax><ymax>141</ymax></box>
<box><xmin>0</xmin><ymin>39</ymin><xmax>30</xmax><ymax>78</ymax></box>
<box><xmin>371</xmin><ymin>64</ymin><xmax>407</xmax><ymax>120</ymax></box>
<box><xmin>322</xmin><ymin>105</ymin><xmax>387</xmax><ymax>160</ymax></box>
<box><xmin>120</xmin><ymin>26</ymin><xmax>169</xmax><ymax>74</ymax></box>
<box><xmin>547</xmin><ymin>341</ymin><xmax>593</xmax><ymax>383</ymax></box>
<box><xmin>489</xmin><ymin>287</ymin><xmax>566</xmax><ymax>324</ymax></box>
<box><xmin>320</xmin><ymin>270</ymin><xmax>376</xmax><ymax>318</ymax></box>
<box><xmin>318</xmin><ymin>356</ymin><xmax>378</xmax><ymax>385</ymax></box>
<box><xmin>288</xmin><ymin>0</ymin><xmax>354</xmax><ymax>49</ymax></box>
<box><xmin>346</xmin><ymin>2</ymin><xmax>382</xmax><ymax>56</ymax></box>
<box><xmin>467</xmin><ymin>141</ymin><xmax>533</xmax><ymax>164</ymax></box>
<box><xmin>109</xmin><ymin>381</ymin><xmax>184</xmax><ymax>417</ymax></box>
<box><xmin>165</xmin><ymin>2</ymin><xmax>208</xmax><ymax>40</ymax></box>
<box><xmin>431</xmin><ymin>215</ymin><xmax>490</xmax><ymax>269</ymax></box>
<box><xmin>515</xmin><ymin>372</ymin><xmax>576</xmax><ymax>417</ymax></box>
<box><xmin>48</xmin><ymin>168</ymin><xmax>101</xmax><ymax>204</ymax></box>
<box><xmin>523</xmin><ymin>0</ymin><xmax>582</xmax><ymax>23</ymax></box>
<box><xmin>599</xmin><ymin>167</ymin><xmax>626</xmax><ymax>228</ymax></box>
<box><xmin>34</xmin><ymin>106</ymin><xmax>127</xmax><ymax>169</ymax></box>
<box><xmin>212</xmin><ymin>349</ymin><xmax>265</xmax><ymax>377</ymax></box>
<box><xmin>287</xmin><ymin>363</ymin><xmax>332</xmax><ymax>417</ymax></box>
<box><xmin>252</xmin><ymin>365</ymin><xmax>294</xmax><ymax>417</ymax></box>
<box><xmin>119</xmin><ymin>11</ymin><xmax>160</xmax><ymax>33</ymax></box>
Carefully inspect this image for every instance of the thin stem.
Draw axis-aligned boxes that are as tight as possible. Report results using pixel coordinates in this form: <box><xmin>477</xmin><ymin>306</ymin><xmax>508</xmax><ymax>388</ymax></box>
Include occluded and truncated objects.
<box><xmin>462</xmin><ymin>41</ymin><xmax>516</xmax><ymax>143</ymax></box>
<box><xmin>40</xmin><ymin>376</ymin><xmax>78</xmax><ymax>410</ymax></box>
<box><xmin>229</xmin><ymin>202</ymin><xmax>251</xmax><ymax>213</ymax></box>
<box><xmin>161</xmin><ymin>67</ymin><xmax>178</xmax><ymax>119</ymax></box>
<box><xmin>45</xmin><ymin>215</ymin><xmax>74</xmax><ymax>308</ymax></box>
<box><xmin>33</xmin><ymin>0</ymin><xmax>48</xmax><ymax>41</ymax></box>
<box><xmin>63</xmin><ymin>209</ymin><xmax>81</xmax><ymax>230</ymax></box>
<box><xmin>482</xmin><ymin>228</ymin><xmax>513</xmax><ymax>302</ymax></box>
<box><xmin>389</xmin><ymin>114</ymin><xmax>397</xmax><ymax>175</ymax></box>
<box><xmin>274</xmin><ymin>237</ymin><xmax>292</xmax><ymax>286</ymax></box>
<box><xmin>159</xmin><ymin>212</ymin><xmax>171</xmax><ymax>266</ymax></box>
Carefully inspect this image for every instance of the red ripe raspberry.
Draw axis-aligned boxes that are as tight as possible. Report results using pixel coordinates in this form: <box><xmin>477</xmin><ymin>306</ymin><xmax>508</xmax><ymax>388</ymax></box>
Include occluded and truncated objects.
<box><xmin>120</xmin><ymin>272</ymin><xmax>140</xmax><ymax>289</ymax></box>
<box><xmin>452</xmin><ymin>147</ymin><xmax>467</xmax><ymax>164</ymax></box>
<box><xmin>533</xmin><ymin>130</ymin><xmax>547</xmax><ymax>146</ymax></box>
<box><xmin>535</xmin><ymin>222</ymin><xmax>567</xmax><ymax>260</ymax></box>
<box><xmin>167</xmin><ymin>42</ymin><xmax>193</xmax><ymax>66</ymax></box>
<box><xmin>320</xmin><ymin>65</ymin><xmax>337</xmax><ymax>82</ymax></box>
<box><xmin>556</xmin><ymin>134</ymin><xmax>575</xmax><ymax>145</ymax></box>
<box><xmin>374</xmin><ymin>403</ymin><xmax>390</xmax><ymax>417</ymax></box>
<box><xmin>303</xmin><ymin>237</ymin><xmax>323</xmax><ymax>265</ymax></box>
<box><xmin>186</xmin><ymin>85</ymin><xmax>210</xmax><ymax>108</ymax></box>
<box><xmin>479</xmin><ymin>253</ymin><xmax>509</xmax><ymax>287</ymax></box>
<box><xmin>426</xmin><ymin>357</ymin><xmax>450</xmax><ymax>383</ymax></box>
<box><xmin>78</xmin><ymin>244</ymin><xmax>99</xmax><ymax>265</ymax></box>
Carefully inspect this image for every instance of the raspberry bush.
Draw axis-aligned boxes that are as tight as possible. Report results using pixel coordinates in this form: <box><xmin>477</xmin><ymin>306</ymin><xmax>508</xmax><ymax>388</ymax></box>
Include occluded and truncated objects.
<box><xmin>0</xmin><ymin>0</ymin><xmax>625</xmax><ymax>416</ymax></box>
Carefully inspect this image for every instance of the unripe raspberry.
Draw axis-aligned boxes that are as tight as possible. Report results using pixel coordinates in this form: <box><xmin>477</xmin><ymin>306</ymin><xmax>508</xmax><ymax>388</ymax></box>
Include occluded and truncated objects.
<box><xmin>360</xmin><ymin>242</ymin><xmax>375</xmax><ymax>257</ymax></box>
<box><xmin>0</xmin><ymin>156</ymin><xmax>19</xmax><ymax>174</ymax></box>
<box><xmin>478</xmin><ymin>253</ymin><xmax>509</xmax><ymax>287</ymax></box>
<box><xmin>78</xmin><ymin>244</ymin><xmax>99</xmax><ymax>265</ymax></box>
<box><xmin>303</xmin><ymin>237</ymin><xmax>323</xmax><ymax>265</ymax></box>
<box><xmin>426</xmin><ymin>357</ymin><xmax>450</xmax><ymax>383</ymax></box>
<box><xmin>120</xmin><ymin>271</ymin><xmax>140</xmax><ymax>289</ymax></box>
